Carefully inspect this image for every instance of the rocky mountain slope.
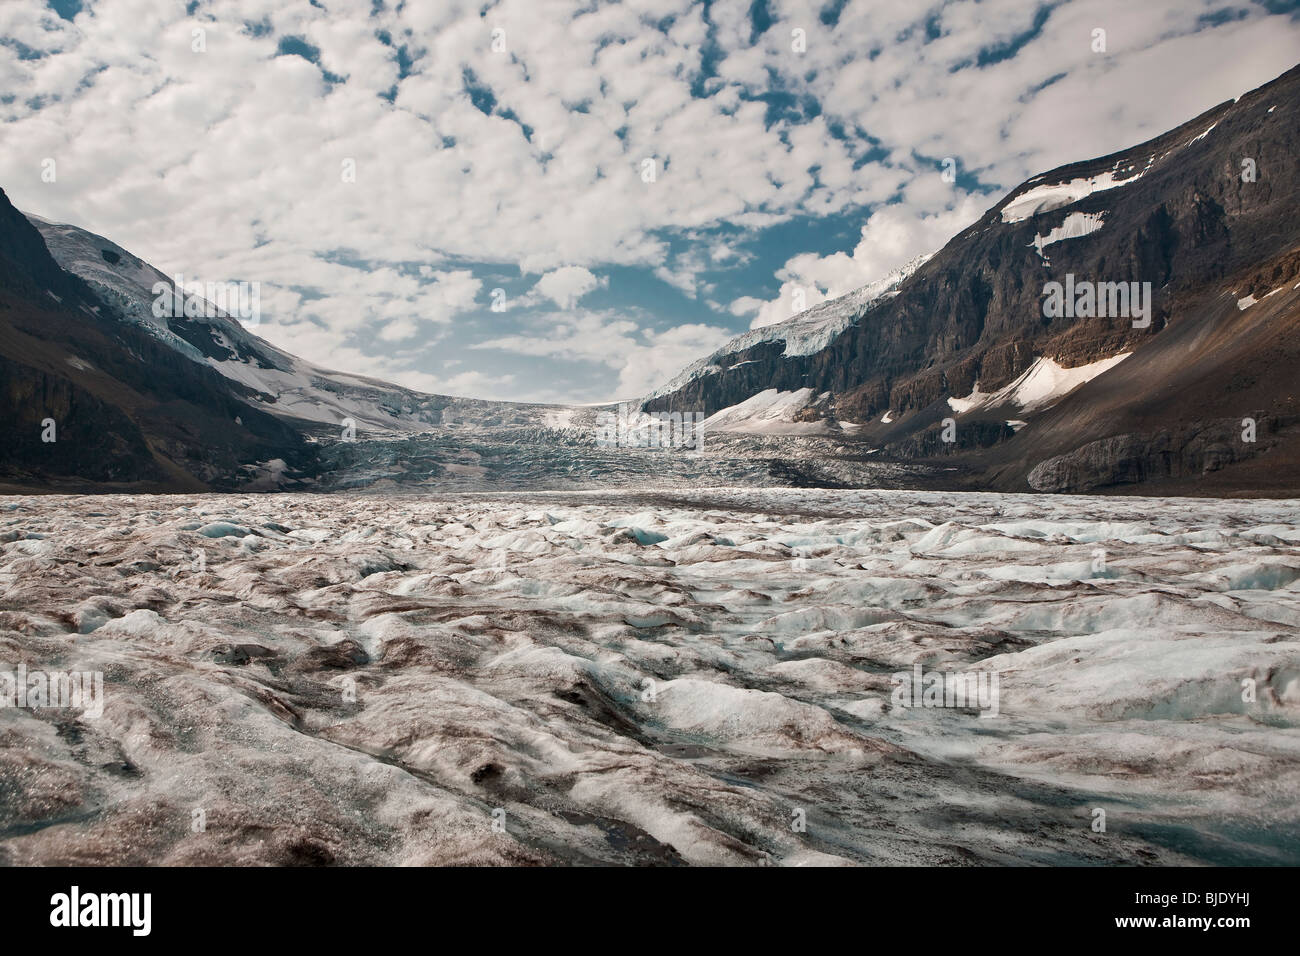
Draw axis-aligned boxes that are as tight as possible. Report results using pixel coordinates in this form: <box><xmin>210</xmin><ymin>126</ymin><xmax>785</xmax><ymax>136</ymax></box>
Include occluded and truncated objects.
<box><xmin>0</xmin><ymin>194</ymin><xmax>616</xmax><ymax>492</ymax></box>
<box><xmin>3</xmin><ymin>63</ymin><xmax>1297</xmax><ymax>496</ymax></box>
<box><xmin>644</xmin><ymin>63</ymin><xmax>1300</xmax><ymax>495</ymax></box>
<box><xmin>0</xmin><ymin>188</ymin><xmax>310</xmax><ymax>493</ymax></box>
<box><xmin>26</xmin><ymin>215</ymin><xmax>576</xmax><ymax>439</ymax></box>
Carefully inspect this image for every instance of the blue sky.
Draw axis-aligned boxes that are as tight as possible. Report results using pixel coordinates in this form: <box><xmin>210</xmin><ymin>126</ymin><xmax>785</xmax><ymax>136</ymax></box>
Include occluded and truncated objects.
<box><xmin>3</xmin><ymin>0</ymin><xmax>1299</xmax><ymax>403</ymax></box>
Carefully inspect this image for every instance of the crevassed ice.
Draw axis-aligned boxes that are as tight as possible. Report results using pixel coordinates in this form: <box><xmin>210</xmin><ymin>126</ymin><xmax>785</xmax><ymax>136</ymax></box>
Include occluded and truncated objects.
<box><xmin>2</xmin><ymin>489</ymin><xmax>1297</xmax><ymax>865</ymax></box>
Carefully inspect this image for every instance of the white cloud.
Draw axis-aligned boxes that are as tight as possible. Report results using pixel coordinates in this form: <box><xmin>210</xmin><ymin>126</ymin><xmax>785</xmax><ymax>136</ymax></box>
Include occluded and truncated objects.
<box><xmin>740</xmin><ymin>192</ymin><xmax>986</xmax><ymax>329</ymax></box>
<box><xmin>471</xmin><ymin>309</ymin><xmax>731</xmax><ymax>401</ymax></box>
<box><xmin>532</xmin><ymin>266</ymin><xmax>607</xmax><ymax>309</ymax></box>
<box><xmin>2</xmin><ymin>0</ymin><xmax>1297</xmax><ymax>401</ymax></box>
<box><xmin>618</xmin><ymin>322</ymin><xmax>733</xmax><ymax>399</ymax></box>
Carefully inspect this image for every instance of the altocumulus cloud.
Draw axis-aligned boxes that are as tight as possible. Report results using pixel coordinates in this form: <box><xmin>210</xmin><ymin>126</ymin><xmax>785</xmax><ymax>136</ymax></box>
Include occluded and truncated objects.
<box><xmin>2</xmin><ymin>0</ymin><xmax>1298</xmax><ymax>402</ymax></box>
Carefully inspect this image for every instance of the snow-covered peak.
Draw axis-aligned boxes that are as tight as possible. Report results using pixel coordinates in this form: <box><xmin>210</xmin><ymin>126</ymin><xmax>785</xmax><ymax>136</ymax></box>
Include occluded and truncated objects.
<box><xmin>27</xmin><ymin>213</ymin><xmax>213</xmax><ymax>362</ymax></box>
<box><xmin>645</xmin><ymin>252</ymin><xmax>931</xmax><ymax>403</ymax></box>
<box><xmin>24</xmin><ymin>212</ymin><xmax>583</xmax><ymax>437</ymax></box>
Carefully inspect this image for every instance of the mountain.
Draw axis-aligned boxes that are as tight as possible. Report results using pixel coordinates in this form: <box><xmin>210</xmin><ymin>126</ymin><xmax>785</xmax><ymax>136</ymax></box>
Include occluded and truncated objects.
<box><xmin>0</xmin><ymin>198</ymin><xmax>617</xmax><ymax>493</ymax></box>
<box><xmin>645</xmin><ymin>253</ymin><xmax>932</xmax><ymax>418</ymax></box>
<box><xmin>26</xmin><ymin>215</ymin><xmax>578</xmax><ymax>439</ymax></box>
<box><xmin>4</xmin><ymin>63</ymin><xmax>1297</xmax><ymax>496</ymax></box>
<box><xmin>644</xmin><ymin>63</ymin><xmax>1300</xmax><ymax>496</ymax></box>
<box><xmin>9</xmin><ymin>203</ymin><xmax>943</xmax><ymax>495</ymax></box>
<box><xmin>0</xmin><ymin>188</ymin><xmax>311</xmax><ymax>493</ymax></box>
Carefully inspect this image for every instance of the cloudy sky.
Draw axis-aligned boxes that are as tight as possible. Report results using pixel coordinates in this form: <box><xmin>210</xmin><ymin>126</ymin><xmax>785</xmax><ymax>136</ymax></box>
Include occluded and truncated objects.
<box><xmin>3</xmin><ymin>0</ymin><xmax>1299</xmax><ymax>404</ymax></box>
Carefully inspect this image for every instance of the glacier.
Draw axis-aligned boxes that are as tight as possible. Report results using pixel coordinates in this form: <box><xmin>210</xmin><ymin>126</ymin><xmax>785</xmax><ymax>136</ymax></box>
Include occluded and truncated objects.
<box><xmin>0</xmin><ymin>489</ymin><xmax>1296</xmax><ymax>865</ymax></box>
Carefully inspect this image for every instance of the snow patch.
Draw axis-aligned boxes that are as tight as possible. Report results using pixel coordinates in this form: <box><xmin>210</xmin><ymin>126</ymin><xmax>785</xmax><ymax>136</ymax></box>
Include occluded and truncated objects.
<box><xmin>948</xmin><ymin>353</ymin><xmax>1131</xmax><ymax>415</ymax></box>
<box><xmin>703</xmin><ymin>388</ymin><xmax>828</xmax><ymax>435</ymax></box>
<box><xmin>1001</xmin><ymin>166</ymin><xmax>1146</xmax><ymax>223</ymax></box>
<box><xmin>1029</xmin><ymin>211</ymin><xmax>1106</xmax><ymax>261</ymax></box>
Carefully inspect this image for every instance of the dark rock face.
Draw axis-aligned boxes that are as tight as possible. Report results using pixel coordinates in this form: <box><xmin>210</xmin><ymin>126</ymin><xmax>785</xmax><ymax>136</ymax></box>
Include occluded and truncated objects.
<box><xmin>1026</xmin><ymin>416</ymin><xmax>1291</xmax><ymax>493</ymax></box>
<box><xmin>647</xmin><ymin>63</ymin><xmax>1300</xmax><ymax>494</ymax></box>
<box><xmin>0</xmin><ymin>351</ymin><xmax>163</xmax><ymax>484</ymax></box>
<box><xmin>0</xmin><ymin>187</ymin><xmax>312</xmax><ymax>491</ymax></box>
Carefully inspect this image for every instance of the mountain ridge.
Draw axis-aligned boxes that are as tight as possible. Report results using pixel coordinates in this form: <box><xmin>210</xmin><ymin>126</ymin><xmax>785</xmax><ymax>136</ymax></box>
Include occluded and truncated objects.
<box><xmin>25</xmin><ymin>214</ymin><xmax>586</xmax><ymax>439</ymax></box>
<box><xmin>0</xmin><ymin>187</ymin><xmax>312</xmax><ymax>492</ymax></box>
<box><xmin>2</xmin><ymin>63</ymin><xmax>1297</xmax><ymax>494</ymax></box>
<box><xmin>643</xmin><ymin>61</ymin><xmax>1300</xmax><ymax>494</ymax></box>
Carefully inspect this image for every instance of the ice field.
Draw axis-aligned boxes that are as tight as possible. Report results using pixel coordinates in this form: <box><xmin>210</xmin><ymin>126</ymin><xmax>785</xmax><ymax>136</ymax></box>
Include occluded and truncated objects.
<box><xmin>0</xmin><ymin>489</ymin><xmax>1297</xmax><ymax>865</ymax></box>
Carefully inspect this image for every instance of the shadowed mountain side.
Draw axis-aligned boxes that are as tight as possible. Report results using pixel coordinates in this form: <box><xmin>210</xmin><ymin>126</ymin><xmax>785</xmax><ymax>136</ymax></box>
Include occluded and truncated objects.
<box><xmin>0</xmin><ymin>187</ymin><xmax>311</xmax><ymax>492</ymax></box>
<box><xmin>644</xmin><ymin>63</ymin><xmax>1300</xmax><ymax>495</ymax></box>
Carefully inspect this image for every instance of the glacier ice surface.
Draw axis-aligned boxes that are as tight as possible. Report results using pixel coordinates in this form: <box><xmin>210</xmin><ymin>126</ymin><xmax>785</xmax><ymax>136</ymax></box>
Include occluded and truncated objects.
<box><xmin>0</xmin><ymin>488</ymin><xmax>1296</xmax><ymax>865</ymax></box>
